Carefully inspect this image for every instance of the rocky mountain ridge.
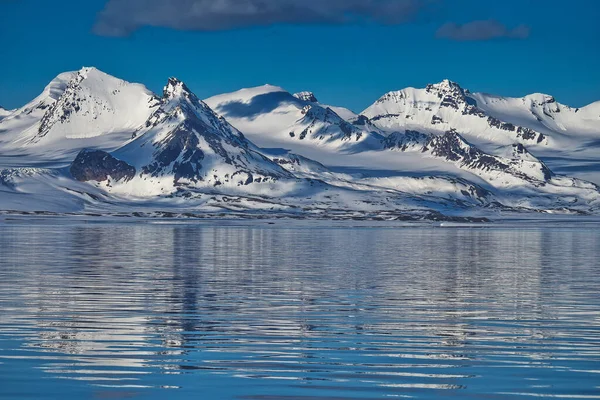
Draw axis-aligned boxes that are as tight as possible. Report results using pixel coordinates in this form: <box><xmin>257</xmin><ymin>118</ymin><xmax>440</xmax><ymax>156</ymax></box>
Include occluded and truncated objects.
<box><xmin>1</xmin><ymin>68</ymin><xmax>599</xmax><ymax>219</ymax></box>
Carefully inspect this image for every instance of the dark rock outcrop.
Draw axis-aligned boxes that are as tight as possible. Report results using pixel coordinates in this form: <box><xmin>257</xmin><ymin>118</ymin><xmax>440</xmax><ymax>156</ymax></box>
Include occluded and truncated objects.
<box><xmin>384</xmin><ymin>129</ymin><xmax>554</xmax><ymax>183</ymax></box>
<box><xmin>383</xmin><ymin>130</ymin><xmax>429</xmax><ymax>151</ymax></box>
<box><xmin>131</xmin><ymin>78</ymin><xmax>293</xmax><ymax>187</ymax></box>
<box><xmin>424</xmin><ymin>130</ymin><xmax>554</xmax><ymax>182</ymax></box>
<box><xmin>70</xmin><ymin>149</ymin><xmax>136</xmax><ymax>182</ymax></box>
<box><xmin>296</xmin><ymin>105</ymin><xmax>361</xmax><ymax>141</ymax></box>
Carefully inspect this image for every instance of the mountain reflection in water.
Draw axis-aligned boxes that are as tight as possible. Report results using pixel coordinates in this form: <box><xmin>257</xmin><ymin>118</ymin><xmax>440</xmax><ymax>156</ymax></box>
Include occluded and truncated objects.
<box><xmin>0</xmin><ymin>222</ymin><xmax>599</xmax><ymax>399</ymax></box>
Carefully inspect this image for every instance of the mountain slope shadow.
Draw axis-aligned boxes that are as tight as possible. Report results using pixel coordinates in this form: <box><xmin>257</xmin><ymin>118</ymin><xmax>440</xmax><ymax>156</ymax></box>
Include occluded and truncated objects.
<box><xmin>214</xmin><ymin>92</ymin><xmax>303</xmax><ymax>120</ymax></box>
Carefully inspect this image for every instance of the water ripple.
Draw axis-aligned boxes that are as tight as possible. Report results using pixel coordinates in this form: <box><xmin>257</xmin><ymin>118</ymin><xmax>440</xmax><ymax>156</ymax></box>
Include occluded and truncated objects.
<box><xmin>0</xmin><ymin>223</ymin><xmax>599</xmax><ymax>399</ymax></box>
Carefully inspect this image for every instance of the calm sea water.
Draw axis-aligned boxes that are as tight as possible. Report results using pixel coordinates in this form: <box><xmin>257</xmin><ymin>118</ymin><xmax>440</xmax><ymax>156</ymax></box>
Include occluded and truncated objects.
<box><xmin>0</xmin><ymin>221</ymin><xmax>599</xmax><ymax>399</ymax></box>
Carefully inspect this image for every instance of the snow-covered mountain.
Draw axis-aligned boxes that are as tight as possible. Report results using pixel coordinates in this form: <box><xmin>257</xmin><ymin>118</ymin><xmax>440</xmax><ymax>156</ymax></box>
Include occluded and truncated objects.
<box><xmin>1</xmin><ymin>68</ymin><xmax>599</xmax><ymax>220</ymax></box>
<box><xmin>293</xmin><ymin>91</ymin><xmax>318</xmax><ymax>103</ymax></box>
<box><xmin>470</xmin><ymin>93</ymin><xmax>600</xmax><ymax>139</ymax></box>
<box><xmin>383</xmin><ymin>129</ymin><xmax>599</xmax><ymax>211</ymax></box>
<box><xmin>0</xmin><ymin>67</ymin><xmax>159</xmax><ymax>161</ymax></box>
<box><xmin>205</xmin><ymin>85</ymin><xmax>383</xmax><ymax>152</ymax></box>
<box><xmin>102</xmin><ymin>78</ymin><xmax>296</xmax><ymax>197</ymax></box>
<box><xmin>293</xmin><ymin>91</ymin><xmax>358</xmax><ymax>121</ymax></box>
<box><xmin>362</xmin><ymin>80</ymin><xmax>549</xmax><ymax>149</ymax></box>
<box><xmin>361</xmin><ymin>80</ymin><xmax>600</xmax><ymax>185</ymax></box>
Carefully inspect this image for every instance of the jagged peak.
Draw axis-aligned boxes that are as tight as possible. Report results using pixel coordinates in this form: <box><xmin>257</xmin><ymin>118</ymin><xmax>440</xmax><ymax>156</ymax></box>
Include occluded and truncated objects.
<box><xmin>506</xmin><ymin>142</ymin><xmax>537</xmax><ymax>160</ymax></box>
<box><xmin>159</xmin><ymin>77</ymin><xmax>220</xmax><ymax>121</ymax></box>
<box><xmin>294</xmin><ymin>91</ymin><xmax>318</xmax><ymax>103</ymax></box>
<box><xmin>373</xmin><ymin>80</ymin><xmax>468</xmax><ymax>105</ymax></box>
<box><xmin>427</xmin><ymin>79</ymin><xmax>463</xmax><ymax>91</ymax></box>
<box><xmin>426</xmin><ymin>79</ymin><xmax>468</xmax><ymax>98</ymax></box>
<box><xmin>163</xmin><ymin>77</ymin><xmax>194</xmax><ymax>99</ymax></box>
<box><xmin>143</xmin><ymin>77</ymin><xmax>244</xmax><ymax>144</ymax></box>
<box><xmin>301</xmin><ymin>104</ymin><xmax>347</xmax><ymax>124</ymax></box>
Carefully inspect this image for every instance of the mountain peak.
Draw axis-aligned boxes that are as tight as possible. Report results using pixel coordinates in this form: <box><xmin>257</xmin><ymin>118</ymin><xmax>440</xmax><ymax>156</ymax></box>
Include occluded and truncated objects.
<box><xmin>524</xmin><ymin>93</ymin><xmax>557</xmax><ymax>106</ymax></box>
<box><xmin>424</xmin><ymin>79</ymin><xmax>473</xmax><ymax>108</ymax></box>
<box><xmin>294</xmin><ymin>91</ymin><xmax>318</xmax><ymax>103</ymax></box>
<box><xmin>427</xmin><ymin>79</ymin><xmax>464</xmax><ymax>93</ymax></box>
<box><xmin>29</xmin><ymin>67</ymin><xmax>158</xmax><ymax>144</ymax></box>
<box><xmin>72</xmin><ymin>67</ymin><xmax>117</xmax><ymax>83</ymax></box>
<box><xmin>440</xmin><ymin>78</ymin><xmax>459</xmax><ymax>87</ymax></box>
<box><xmin>163</xmin><ymin>77</ymin><xmax>193</xmax><ymax>99</ymax></box>
<box><xmin>77</xmin><ymin>66</ymin><xmax>98</xmax><ymax>76</ymax></box>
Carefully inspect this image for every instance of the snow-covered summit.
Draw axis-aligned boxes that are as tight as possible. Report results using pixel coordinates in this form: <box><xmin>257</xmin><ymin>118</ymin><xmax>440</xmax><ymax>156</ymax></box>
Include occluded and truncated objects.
<box><xmin>0</xmin><ymin>71</ymin><xmax>76</xmax><ymax>137</ymax></box>
<box><xmin>427</xmin><ymin>79</ymin><xmax>469</xmax><ymax>96</ymax></box>
<box><xmin>1</xmin><ymin>69</ymin><xmax>600</xmax><ymax>218</ymax></box>
<box><xmin>205</xmin><ymin>84</ymin><xmax>383</xmax><ymax>151</ymax></box>
<box><xmin>162</xmin><ymin>77</ymin><xmax>192</xmax><ymax>100</ymax></box>
<box><xmin>294</xmin><ymin>91</ymin><xmax>318</xmax><ymax>103</ymax></box>
<box><xmin>470</xmin><ymin>91</ymin><xmax>600</xmax><ymax>141</ymax></box>
<box><xmin>108</xmin><ymin>77</ymin><xmax>293</xmax><ymax>196</ymax></box>
<box><xmin>35</xmin><ymin>67</ymin><xmax>159</xmax><ymax>142</ymax></box>
<box><xmin>0</xmin><ymin>67</ymin><xmax>159</xmax><ymax>153</ymax></box>
<box><xmin>363</xmin><ymin>80</ymin><xmax>548</xmax><ymax>149</ymax></box>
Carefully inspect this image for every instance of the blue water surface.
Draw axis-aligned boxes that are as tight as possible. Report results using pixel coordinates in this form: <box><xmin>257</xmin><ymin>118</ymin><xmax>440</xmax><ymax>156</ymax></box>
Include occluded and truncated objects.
<box><xmin>0</xmin><ymin>221</ymin><xmax>599</xmax><ymax>399</ymax></box>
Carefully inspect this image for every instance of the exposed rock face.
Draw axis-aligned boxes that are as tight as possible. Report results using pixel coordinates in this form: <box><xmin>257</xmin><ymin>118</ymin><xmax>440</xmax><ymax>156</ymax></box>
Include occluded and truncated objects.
<box><xmin>33</xmin><ymin>68</ymin><xmax>160</xmax><ymax>144</ymax></box>
<box><xmin>385</xmin><ymin>129</ymin><xmax>554</xmax><ymax>183</ymax></box>
<box><xmin>141</xmin><ymin>121</ymin><xmax>206</xmax><ymax>184</ymax></box>
<box><xmin>383</xmin><ymin>130</ymin><xmax>429</xmax><ymax>151</ymax></box>
<box><xmin>351</xmin><ymin>115</ymin><xmax>371</xmax><ymax>126</ymax></box>
<box><xmin>426</xmin><ymin>80</ymin><xmax>477</xmax><ymax>112</ymax></box>
<box><xmin>363</xmin><ymin>80</ymin><xmax>547</xmax><ymax>146</ymax></box>
<box><xmin>126</xmin><ymin>77</ymin><xmax>293</xmax><ymax>187</ymax></box>
<box><xmin>70</xmin><ymin>149</ymin><xmax>136</xmax><ymax>182</ymax></box>
<box><xmin>296</xmin><ymin>105</ymin><xmax>359</xmax><ymax>141</ymax></box>
<box><xmin>424</xmin><ymin>131</ymin><xmax>552</xmax><ymax>181</ymax></box>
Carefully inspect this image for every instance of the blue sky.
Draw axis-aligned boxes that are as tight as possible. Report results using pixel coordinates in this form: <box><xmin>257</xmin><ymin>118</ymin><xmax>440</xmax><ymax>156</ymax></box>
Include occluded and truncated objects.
<box><xmin>1</xmin><ymin>0</ymin><xmax>599</xmax><ymax>112</ymax></box>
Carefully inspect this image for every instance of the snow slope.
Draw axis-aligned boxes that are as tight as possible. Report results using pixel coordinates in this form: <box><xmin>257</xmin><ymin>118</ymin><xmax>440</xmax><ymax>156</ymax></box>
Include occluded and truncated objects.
<box><xmin>383</xmin><ymin>129</ymin><xmax>600</xmax><ymax>211</ymax></box>
<box><xmin>0</xmin><ymin>106</ymin><xmax>14</xmax><ymax>121</ymax></box>
<box><xmin>362</xmin><ymin>80</ymin><xmax>600</xmax><ymax>184</ymax></box>
<box><xmin>292</xmin><ymin>91</ymin><xmax>359</xmax><ymax>121</ymax></box>
<box><xmin>205</xmin><ymin>85</ymin><xmax>383</xmax><ymax>152</ymax></box>
<box><xmin>1</xmin><ymin>69</ymin><xmax>599</xmax><ymax>219</ymax></box>
<box><xmin>0</xmin><ymin>67</ymin><xmax>159</xmax><ymax>162</ymax></box>
<box><xmin>362</xmin><ymin>80</ymin><xmax>549</xmax><ymax>150</ymax></box>
<box><xmin>106</xmin><ymin>78</ymin><xmax>296</xmax><ymax>198</ymax></box>
<box><xmin>471</xmin><ymin>93</ymin><xmax>600</xmax><ymax>140</ymax></box>
<box><xmin>0</xmin><ymin>71</ymin><xmax>76</xmax><ymax>145</ymax></box>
